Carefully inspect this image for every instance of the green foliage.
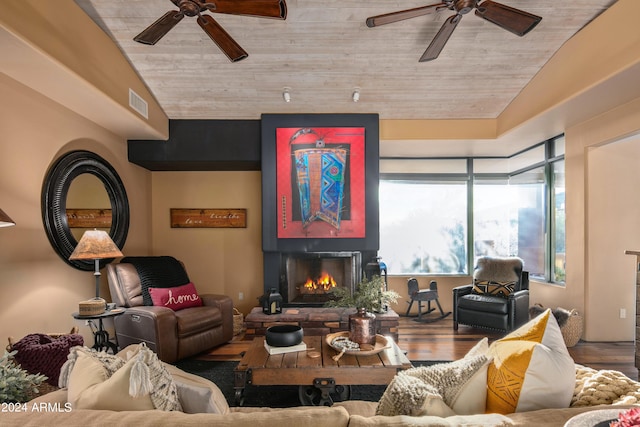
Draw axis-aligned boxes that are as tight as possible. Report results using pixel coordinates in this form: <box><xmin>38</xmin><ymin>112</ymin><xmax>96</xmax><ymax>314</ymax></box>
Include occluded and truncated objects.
<box><xmin>324</xmin><ymin>275</ymin><xmax>401</xmax><ymax>313</ymax></box>
<box><xmin>0</xmin><ymin>350</ymin><xmax>47</xmax><ymax>403</ymax></box>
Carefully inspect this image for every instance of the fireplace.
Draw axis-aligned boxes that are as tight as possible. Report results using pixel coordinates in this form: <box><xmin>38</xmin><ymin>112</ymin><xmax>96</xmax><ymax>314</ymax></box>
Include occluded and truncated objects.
<box><xmin>260</xmin><ymin>115</ymin><xmax>381</xmax><ymax>307</ymax></box>
<box><xmin>282</xmin><ymin>252</ymin><xmax>361</xmax><ymax>305</ymax></box>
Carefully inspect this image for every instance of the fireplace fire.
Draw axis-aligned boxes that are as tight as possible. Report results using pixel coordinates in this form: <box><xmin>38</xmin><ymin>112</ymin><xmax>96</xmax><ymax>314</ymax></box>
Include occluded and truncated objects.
<box><xmin>301</xmin><ymin>272</ymin><xmax>337</xmax><ymax>294</ymax></box>
<box><xmin>282</xmin><ymin>251</ymin><xmax>361</xmax><ymax>305</ymax></box>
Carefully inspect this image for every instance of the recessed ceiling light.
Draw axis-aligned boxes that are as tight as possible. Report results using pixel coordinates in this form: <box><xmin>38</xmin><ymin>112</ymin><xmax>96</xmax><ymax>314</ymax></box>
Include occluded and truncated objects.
<box><xmin>352</xmin><ymin>88</ymin><xmax>360</xmax><ymax>103</ymax></box>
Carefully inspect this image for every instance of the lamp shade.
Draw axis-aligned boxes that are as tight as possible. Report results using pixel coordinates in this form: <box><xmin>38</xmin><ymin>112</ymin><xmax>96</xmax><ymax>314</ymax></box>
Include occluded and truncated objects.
<box><xmin>69</xmin><ymin>229</ymin><xmax>123</xmax><ymax>260</ymax></box>
<box><xmin>0</xmin><ymin>208</ymin><xmax>15</xmax><ymax>227</ymax></box>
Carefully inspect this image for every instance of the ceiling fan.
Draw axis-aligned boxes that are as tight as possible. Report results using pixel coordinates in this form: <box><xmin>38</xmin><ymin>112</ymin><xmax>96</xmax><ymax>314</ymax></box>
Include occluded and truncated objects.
<box><xmin>366</xmin><ymin>0</ymin><xmax>542</xmax><ymax>62</ymax></box>
<box><xmin>134</xmin><ymin>0</ymin><xmax>287</xmax><ymax>62</ymax></box>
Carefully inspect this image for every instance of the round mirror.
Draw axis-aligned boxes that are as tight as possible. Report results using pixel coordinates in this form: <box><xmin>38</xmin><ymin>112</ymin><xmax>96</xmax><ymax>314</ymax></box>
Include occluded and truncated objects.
<box><xmin>42</xmin><ymin>150</ymin><xmax>129</xmax><ymax>271</ymax></box>
<box><xmin>66</xmin><ymin>174</ymin><xmax>112</xmax><ymax>242</ymax></box>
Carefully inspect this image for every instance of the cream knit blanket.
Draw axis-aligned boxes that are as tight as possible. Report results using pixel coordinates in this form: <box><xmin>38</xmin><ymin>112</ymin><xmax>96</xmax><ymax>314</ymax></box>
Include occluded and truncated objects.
<box><xmin>572</xmin><ymin>364</ymin><xmax>640</xmax><ymax>407</ymax></box>
<box><xmin>376</xmin><ymin>355</ymin><xmax>488</xmax><ymax>416</ymax></box>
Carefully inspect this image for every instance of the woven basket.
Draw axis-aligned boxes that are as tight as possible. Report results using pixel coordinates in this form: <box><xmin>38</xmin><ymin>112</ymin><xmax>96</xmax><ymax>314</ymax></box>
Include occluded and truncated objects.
<box><xmin>560</xmin><ymin>309</ymin><xmax>583</xmax><ymax>347</ymax></box>
<box><xmin>233</xmin><ymin>308</ymin><xmax>244</xmax><ymax>336</ymax></box>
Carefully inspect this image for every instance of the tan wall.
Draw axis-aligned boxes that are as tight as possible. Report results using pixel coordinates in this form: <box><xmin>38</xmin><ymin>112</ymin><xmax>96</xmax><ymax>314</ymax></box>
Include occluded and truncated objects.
<box><xmin>531</xmin><ymin>97</ymin><xmax>640</xmax><ymax>341</ymax></box>
<box><xmin>586</xmin><ymin>134</ymin><xmax>640</xmax><ymax>340</ymax></box>
<box><xmin>0</xmin><ymin>74</ymin><xmax>152</xmax><ymax>347</ymax></box>
<box><xmin>149</xmin><ymin>172</ymin><xmax>263</xmax><ymax>314</ymax></box>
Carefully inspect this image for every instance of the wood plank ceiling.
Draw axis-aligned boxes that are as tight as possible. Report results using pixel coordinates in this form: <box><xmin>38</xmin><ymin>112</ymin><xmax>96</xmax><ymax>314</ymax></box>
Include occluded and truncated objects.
<box><xmin>74</xmin><ymin>0</ymin><xmax>616</xmax><ymax>154</ymax></box>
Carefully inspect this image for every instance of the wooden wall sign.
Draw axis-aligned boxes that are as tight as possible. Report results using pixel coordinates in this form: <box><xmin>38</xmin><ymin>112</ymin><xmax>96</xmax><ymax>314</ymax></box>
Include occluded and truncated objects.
<box><xmin>66</xmin><ymin>209</ymin><xmax>112</xmax><ymax>228</ymax></box>
<box><xmin>170</xmin><ymin>208</ymin><xmax>247</xmax><ymax>228</ymax></box>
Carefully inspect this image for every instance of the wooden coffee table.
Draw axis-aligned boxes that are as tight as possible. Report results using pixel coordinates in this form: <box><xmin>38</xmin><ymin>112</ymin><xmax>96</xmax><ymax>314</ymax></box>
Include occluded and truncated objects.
<box><xmin>234</xmin><ymin>335</ymin><xmax>412</xmax><ymax>406</ymax></box>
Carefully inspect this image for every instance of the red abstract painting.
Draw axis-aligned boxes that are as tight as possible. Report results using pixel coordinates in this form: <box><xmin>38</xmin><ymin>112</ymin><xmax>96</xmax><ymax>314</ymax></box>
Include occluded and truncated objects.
<box><xmin>276</xmin><ymin>127</ymin><xmax>366</xmax><ymax>239</ymax></box>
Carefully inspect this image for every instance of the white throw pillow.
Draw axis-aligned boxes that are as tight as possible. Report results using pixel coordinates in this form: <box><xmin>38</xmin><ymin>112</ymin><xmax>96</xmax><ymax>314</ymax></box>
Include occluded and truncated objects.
<box><xmin>449</xmin><ymin>337</ymin><xmax>491</xmax><ymax>415</ymax></box>
<box><xmin>163</xmin><ymin>363</ymin><xmax>230</xmax><ymax>414</ymax></box>
<box><xmin>486</xmin><ymin>308</ymin><xmax>575</xmax><ymax>413</ymax></box>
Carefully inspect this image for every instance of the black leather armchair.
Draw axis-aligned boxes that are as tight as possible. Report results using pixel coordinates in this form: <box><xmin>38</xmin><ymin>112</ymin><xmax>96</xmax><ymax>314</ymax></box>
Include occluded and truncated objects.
<box><xmin>453</xmin><ymin>256</ymin><xmax>529</xmax><ymax>332</ymax></box>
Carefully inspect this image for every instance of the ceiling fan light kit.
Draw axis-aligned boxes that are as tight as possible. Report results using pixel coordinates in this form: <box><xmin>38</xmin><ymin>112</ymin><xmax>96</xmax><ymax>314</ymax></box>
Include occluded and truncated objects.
<box><xmin>134</xmin><ymin>0</ymin><xmax>287</xmax><ymax>62</ymax></box>
<box><xmin>366</xmin><ymin>0</ymin><xmax>542</xmax><ymax>62</ymax></box>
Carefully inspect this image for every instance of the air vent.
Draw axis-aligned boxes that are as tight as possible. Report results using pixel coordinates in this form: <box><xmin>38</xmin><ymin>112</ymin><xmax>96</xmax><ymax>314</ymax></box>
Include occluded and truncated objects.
<box><xmin>129</xmin><ymin>88</ymin><xmax>148</xmax><ymax>119</ymax></box>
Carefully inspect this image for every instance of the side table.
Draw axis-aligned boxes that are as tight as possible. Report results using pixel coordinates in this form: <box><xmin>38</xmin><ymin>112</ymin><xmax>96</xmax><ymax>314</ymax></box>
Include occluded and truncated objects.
<box><xmin>72</xmin><ymin>309</ymin><xmax>124</xmax><ymax>354</ymax></box>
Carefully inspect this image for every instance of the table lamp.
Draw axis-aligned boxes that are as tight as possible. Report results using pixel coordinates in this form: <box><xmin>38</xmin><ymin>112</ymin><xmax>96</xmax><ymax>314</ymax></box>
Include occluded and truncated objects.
<box><xmin>0</xmin><ymin>208</ymin><xmax>16</xmax><ymax>227</ymax></box>
<box><xmin>69</xmin><ymin>229</ymin><xmax>123</xmax><ymax>302</ymax></box>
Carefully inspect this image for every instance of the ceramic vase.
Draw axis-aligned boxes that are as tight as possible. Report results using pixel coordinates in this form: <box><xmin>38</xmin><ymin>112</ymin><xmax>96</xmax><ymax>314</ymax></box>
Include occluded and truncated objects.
<box><xmin>349</xmin><ymin>308</ymin><xmax>376</xmax><ymax>345</ymax></box>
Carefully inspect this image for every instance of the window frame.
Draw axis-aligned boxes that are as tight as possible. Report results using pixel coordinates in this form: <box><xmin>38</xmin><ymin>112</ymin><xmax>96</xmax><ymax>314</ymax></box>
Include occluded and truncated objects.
<box><xmin>379</xmin><ymin>135</ymin><xmax>565</xmax><ymax>284</ymax></box>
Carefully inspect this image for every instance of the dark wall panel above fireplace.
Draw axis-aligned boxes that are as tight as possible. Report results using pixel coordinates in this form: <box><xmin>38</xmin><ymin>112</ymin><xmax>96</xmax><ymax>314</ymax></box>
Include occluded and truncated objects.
<box><xmin>128</xmin><ymin>119</ymin><xmax>261</xmax><ymax>171</ymax></box>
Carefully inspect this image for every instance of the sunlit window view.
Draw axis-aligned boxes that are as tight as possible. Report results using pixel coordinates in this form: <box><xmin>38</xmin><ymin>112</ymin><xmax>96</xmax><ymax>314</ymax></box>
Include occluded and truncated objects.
<box><xmin>474</xmin><ymin>173</ymin><xmax>546</xmax><ymax>279</ymax></box>
<box><xmin>552</xmin><ymin>160</ymin><xmax>566</xmax><ymax>282</ymax></box>
<box><xmin>379</xmin><ymin>181</ymin><xmax>467</xmax><ymax>275</ymax></box>
<box><xmin>378</xmin><ymin>136</ymin><xmax>566</xmax><ymax>283</ymax></box>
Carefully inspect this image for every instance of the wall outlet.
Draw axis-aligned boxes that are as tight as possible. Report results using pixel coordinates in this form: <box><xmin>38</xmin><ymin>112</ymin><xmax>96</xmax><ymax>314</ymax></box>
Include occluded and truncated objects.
<box><xmin>620</xmin><ymin>308</ymin><xmax>626</xmax><ymax>319</ymax></box>
<box><xmin>239</xmin><ymin>292</ymin><xmax>244</xmax><ymax>301</ymax></box>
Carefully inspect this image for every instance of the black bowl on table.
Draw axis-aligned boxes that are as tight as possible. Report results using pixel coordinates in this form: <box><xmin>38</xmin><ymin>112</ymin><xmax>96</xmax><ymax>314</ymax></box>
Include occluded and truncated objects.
<box><xmin>265</xmin><ymin>325</ymin><xmax>303</xmax><ymax>347</ymax></box>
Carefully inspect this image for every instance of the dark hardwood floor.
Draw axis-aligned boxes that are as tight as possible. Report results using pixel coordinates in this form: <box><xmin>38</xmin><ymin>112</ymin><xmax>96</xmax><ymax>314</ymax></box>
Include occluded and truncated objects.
<box><xmin>206</xmin><ymin>316</ymin><xmax>638</xmax><ymax>380</ymax></box>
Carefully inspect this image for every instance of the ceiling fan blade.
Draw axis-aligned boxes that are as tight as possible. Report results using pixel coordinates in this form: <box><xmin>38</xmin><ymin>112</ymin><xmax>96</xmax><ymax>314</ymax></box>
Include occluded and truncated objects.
<box><xmin>475</xmin><ymin>0</ymin><xmax>541</xmax><ymax>36</ymax></box>
<box><xmin>134</xmin><ymin>10</ymin><xmax>184</xmax><ymax>45</ymax></box>
<box><xmin>419</xmin><ymin>14</ymin><xmax>461</xmax><ymax>62</ymax></box>
<box><xmin>366</xmin><ymin>3</ymin><xmax>447</xmax><ymax>27</ymax></box>
<box><xmin>197</xmin><ymin>14</ymin><xmax>248</xmax><ymax>62</ymax></box>
<box><xmin>204</xmin><ymin>0</ymin><xmax>287</xmax><ymax>19</ymax></box>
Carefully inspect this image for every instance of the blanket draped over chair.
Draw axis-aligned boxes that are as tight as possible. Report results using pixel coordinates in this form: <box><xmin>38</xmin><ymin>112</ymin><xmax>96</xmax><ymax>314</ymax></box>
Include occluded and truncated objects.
<box><xmin>121</xmin><ymin>256</ymin><xmax>190</xmax><ymax>306</ymax></box>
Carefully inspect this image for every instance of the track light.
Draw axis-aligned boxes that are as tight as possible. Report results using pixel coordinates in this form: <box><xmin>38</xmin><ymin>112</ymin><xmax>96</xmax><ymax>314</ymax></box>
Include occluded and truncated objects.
<box><xmin>283</xmin><ymin>88</ymin><xmax>291</xmax><ymax>103</ymax></box>
<box><xmin>352</xmin><ymin>88</ymin><xmax>360</xmax><ymax>103</ymax></box>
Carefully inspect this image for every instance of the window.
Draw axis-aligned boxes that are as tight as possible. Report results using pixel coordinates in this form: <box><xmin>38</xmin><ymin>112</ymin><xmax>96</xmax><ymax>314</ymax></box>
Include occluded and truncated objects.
<box><xmin>379</xmin><ymin>135</ymin><xmax>565</xmax><ymax>283</ymax></box>
<box><xmin>551</xmin><ymin>160</ymin><xmax>565</xmax><ymax>282</ymax></box>
<box><xmin>474</xmin><ymin>169</ymin><xmax>548</xmax><ymax>279</ymax></box>
<box><xmin>473</xmin><ymin>178</ymin><xmax>516</xmax><ymax>258</ymax></box>
<box><xmin>378</xmin><ymin>179</ymin><xmax>468</xmax><ymax>275</ymax></box>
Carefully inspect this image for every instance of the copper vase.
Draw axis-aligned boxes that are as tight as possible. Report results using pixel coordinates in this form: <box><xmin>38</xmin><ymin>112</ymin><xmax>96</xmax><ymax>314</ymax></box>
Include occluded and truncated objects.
<box><xmin>349</xmin><ymin>308</ymin><xmax>376</xmax><ymax>346</ymax></box>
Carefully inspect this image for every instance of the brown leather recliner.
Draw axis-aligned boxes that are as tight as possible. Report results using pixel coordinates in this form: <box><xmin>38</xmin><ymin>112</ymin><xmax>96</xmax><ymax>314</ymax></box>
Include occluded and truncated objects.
<box><xmin>106</xmin><ymin>257</ymin><xmax>233</xmax><ymax>363</ymax></box>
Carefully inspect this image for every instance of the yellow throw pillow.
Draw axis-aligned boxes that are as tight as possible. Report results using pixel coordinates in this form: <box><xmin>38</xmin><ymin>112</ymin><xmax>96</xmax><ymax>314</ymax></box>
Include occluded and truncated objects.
<box><xmin>486</xmin><ymin>309</ymin><xmax>575</xmax><ymax>414</ymax></box>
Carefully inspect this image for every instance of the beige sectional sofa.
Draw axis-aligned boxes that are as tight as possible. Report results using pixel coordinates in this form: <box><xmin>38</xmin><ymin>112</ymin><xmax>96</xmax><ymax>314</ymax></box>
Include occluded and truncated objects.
<box><xmin>3</xmin><ymin>311</ymin><xmax>638</xmax><ymax>426</ymax></box>
<box><xmin>1</xmin><ymin>386</ymin><xmax>636</xmax><ymax>427</ymax></box>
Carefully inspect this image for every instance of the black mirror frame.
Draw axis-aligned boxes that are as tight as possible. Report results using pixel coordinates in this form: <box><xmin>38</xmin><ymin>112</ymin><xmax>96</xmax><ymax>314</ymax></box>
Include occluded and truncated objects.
<box><xmin>41</xmin><ymin>150</ymin><xmax>130</xmax><ymax>271</ymax></box>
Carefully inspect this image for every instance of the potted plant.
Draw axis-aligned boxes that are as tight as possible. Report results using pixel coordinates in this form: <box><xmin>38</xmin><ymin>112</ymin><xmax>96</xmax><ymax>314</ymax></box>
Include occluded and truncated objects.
<box><xmin>0</xmin><ymin>350</ymin><xmax>47</xmax><ymax>403</ymax></box>
<box><xmin>325</xmin><ymin>275</ymin><xmax>400</xmax><ymax>345</ymax></box>
<box><xmin>325</xmin><ymin>275</ymin><xmax>400</xmax><ymax>313</ymax></box>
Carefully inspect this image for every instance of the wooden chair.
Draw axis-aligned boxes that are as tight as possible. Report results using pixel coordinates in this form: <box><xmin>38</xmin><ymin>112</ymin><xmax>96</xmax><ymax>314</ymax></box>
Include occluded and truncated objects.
<box><xmin>405</xmin><ymin>278</ymin><xmax>451</xmax><ymax>322</ymax></box>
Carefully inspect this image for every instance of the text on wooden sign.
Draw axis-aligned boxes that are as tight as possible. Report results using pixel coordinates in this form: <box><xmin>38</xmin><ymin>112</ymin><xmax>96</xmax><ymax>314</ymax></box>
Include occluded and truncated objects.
<box><xmin>170</xmin><ymin>209</ymin><xmax>247</xmax><ymax>228</ymax></box>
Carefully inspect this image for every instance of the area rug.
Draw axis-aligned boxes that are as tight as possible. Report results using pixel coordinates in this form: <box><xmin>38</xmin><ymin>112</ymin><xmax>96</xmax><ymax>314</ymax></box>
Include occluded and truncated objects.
<box><xmin>175</xmin><ymin>359</ymin><xmax>447</xmax><ymax>408</ymax></box>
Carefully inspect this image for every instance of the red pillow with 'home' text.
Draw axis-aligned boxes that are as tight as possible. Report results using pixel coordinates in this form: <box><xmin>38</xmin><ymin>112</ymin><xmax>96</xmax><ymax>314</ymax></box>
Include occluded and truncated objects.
<box><xmin>148</xmin><ymin>282</ymin><xmax>203</xmax><ymax>311</ymax></box>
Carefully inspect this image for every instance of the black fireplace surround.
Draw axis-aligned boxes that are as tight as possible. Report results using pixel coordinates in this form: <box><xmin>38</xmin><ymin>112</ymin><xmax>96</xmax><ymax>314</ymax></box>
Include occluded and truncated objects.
<box><xmin>261</xmin><ymin>114</ymin><xmax>380</xmax><ymax>306</ymax></box>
